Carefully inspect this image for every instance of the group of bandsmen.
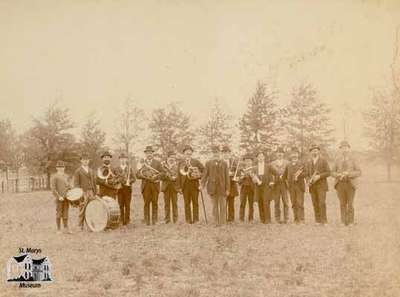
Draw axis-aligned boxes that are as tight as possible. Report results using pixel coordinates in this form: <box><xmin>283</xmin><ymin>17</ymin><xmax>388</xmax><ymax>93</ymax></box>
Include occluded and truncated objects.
<box><xmin>50</xmin><ymin>140</ymin><xmax>362</xmax><ymax>233</ymax></box>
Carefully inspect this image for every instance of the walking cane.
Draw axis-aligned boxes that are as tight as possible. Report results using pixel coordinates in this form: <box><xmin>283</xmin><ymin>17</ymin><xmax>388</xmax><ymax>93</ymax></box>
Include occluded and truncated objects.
<box><xmin>199</xmin><ymin>189</ymin><xmax>208</xmax><ymax>224</ymax></box>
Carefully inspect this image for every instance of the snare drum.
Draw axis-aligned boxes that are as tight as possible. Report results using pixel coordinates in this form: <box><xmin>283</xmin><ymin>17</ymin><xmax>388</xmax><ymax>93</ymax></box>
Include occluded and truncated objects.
<box><xmin>65</xmin><ymin>187</ymin><xmax>83</xmax><ymax>207</ymax></box>
<box><xmin>85</xmin><ymin>196</ymin><xmax>120</xmax><ymax>232</ymax></box>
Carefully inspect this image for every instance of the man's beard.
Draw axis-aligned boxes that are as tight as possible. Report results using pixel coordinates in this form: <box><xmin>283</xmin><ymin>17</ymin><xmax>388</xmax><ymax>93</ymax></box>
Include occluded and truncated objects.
<box><xmin>103</xmin><ymin>160</ymin><xmax>111</xmax><ymax>165</ymax></box>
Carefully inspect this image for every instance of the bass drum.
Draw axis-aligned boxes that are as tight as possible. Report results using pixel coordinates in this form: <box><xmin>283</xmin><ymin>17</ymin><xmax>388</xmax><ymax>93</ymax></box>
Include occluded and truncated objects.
<box><xmin>85</xmin><ymin>196</ymin><xmax>120</xmax><ymax>232</ymax></box>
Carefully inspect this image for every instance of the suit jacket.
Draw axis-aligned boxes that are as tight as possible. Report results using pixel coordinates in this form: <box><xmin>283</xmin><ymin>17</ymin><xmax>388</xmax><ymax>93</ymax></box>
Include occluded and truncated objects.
<box><xmin>270</xmin><ymin>159</ymin><xmax>289</xmax><ymax>189</ymax></box>
<box><xmin>331</xmin><ymin>154</ymin><xmax>361</xmax><ymax>189</ymax></box>
<box><xmin>73</xmin><ymin>166</ymin><xmax>97</xmax><ymax>193</ymax></box>
<box><xmin>287</xmin><ymin>161</ymin><xmax>306</xmax><ymax>192</ymax></box>
<box><xmin>161</xmin><ymin>163</ymin><xmax>180</xmax><ymax>193</ymax></box>
<box><xmin>114</xmin><ymin>165</ymin><xmax>136</xmax><ymax>192</ymax></box>
<box><xmin>225</xmin><ymin>158</ymin><xmax>239</xmax><ymax>197</ymax></box>
<box><xmin>178</xmin><ymin>158</ymin><xmax>204</xmax><ymax>189</ymax></box>
<box><xmin>201</xmin><ymin>159</ymin><xmax>230</xmax><ymax>196</ymax></box>
<box><xmin>306</xmin><ymin>157</ymin><xmax>331</xmax><ymax>192</ymax></box>
<box><xmin>51</xmin><ymin>173</ymin><xmax>70</xmax><ymax>199</ymax></box>
<box><xmin>136</xmin><ymin>159</ymin><xmax>164</xmax><ymax>193</ymax></box>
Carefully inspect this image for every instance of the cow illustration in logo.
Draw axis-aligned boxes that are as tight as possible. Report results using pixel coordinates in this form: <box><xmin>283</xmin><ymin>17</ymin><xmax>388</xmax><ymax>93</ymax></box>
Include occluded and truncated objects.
<box><xmin>7</xmin><ymin>253</ymin><xmax>52</xmax><ymax>282</ymax></box>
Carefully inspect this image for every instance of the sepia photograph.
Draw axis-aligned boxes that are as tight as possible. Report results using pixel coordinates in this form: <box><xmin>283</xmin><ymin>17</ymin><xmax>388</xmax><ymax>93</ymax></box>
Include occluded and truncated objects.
<box><xmin>1</xmin><ymin>0</ymin><xmax>400</xmax><ymax>296</ymax></box>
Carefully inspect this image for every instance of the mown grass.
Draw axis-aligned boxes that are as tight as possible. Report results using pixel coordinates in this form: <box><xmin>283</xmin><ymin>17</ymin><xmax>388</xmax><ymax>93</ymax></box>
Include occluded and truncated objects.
<box><xmin>0</xmin><ymin>176</ymin><xmax>399</xmax><ymax>297</ymax></box>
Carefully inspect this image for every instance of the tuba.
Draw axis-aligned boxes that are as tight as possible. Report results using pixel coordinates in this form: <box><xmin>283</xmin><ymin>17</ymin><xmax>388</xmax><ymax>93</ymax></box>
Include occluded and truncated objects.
<box><xmin>162</xmin><ymin>158</ymin><xmax>178</xmax><ymax>181</ymax></box>
<box><xmin>97</xmin><ymin>165</ymin><xmax>121</xmax><ymax>189</ymax></box>
<box><xmin>137</xmin><ymin>158</ymin><xmax>161</xmax><ymax>181</ymax></box>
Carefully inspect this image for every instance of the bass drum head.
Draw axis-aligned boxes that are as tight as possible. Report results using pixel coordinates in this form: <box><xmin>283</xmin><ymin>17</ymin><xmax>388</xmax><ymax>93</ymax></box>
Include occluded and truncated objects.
<box><xmin>85</xmin><ymin>198</ymin><xmax>108</xmax><ymax>232</ymax></box>
<box><xmin>66</xmin><ymin>187</ymin><xmax>83</xmax><ymax>202</ymax></box>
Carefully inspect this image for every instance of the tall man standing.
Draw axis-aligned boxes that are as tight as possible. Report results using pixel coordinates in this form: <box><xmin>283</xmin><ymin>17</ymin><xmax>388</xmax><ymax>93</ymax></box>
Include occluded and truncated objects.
<box><xmin>201</xmin><ymin>145</ymin><xmax>230</xmax><ymax>226</ymax></box>
<box><xmin>73</xmin><ymin>153</ymin><xmax>97</xmax><ymax>231</ymax></box>
<box><xmin>96</xmin><ymin>151</ymin><xmax>118</xmax><ymax>198</ymax></box>
<box><xmin>222</xmin><ymin>146</ymin><xmax>239</xmax><ymax>223</ymax></box>
<box><xmin>254</xmin><ymin>151</ymin><xmax>268</xmax><ymax>223</ymax></box>
<box><xmin>331</xmin><ymin>140</ymin><xmax>361</xmax><ymax>226</ymax></box>
<box><xmin>270</xmin><ymin>147</ymin><xmax>290</xmax><ymax>223</ymax></box>
<box><xmin>136</xmin><ymin>146</ymin><xmax>164</xmax><ymax>226</ymax></box>
<box><xmin>161</xmin><ymin>151</ymin><xmax>180</xmax><ymax>224</ymax></box>
<box><xmin>307</xmin><ymin>144</ymin><xmax>331</xmax><ymax>225</ymax></box>
<box><xmin>178</xmin><ymin>145</ymin><xmax>204</xmax><ymax>224</ymax></box>
<box><xmin>287</xmin><ymin>148</ymin><xmax>306</xmax><ymax>224</ymax></box>
<box><xmin>114</xmin><ymin>153</ymin><xmax>136</xmax><ymax>226</ymax></box>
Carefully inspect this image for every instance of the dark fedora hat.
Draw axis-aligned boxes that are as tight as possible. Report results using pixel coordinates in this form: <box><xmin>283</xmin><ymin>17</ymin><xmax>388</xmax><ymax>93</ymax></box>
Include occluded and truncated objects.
<box><xmin>309</xmin><ymin>144</ymin><xmax>320</xmax><ymax>152</ymax></box>
<box><xmin>56</xmin><ymin>160</ymin><xmax>66</xmax><ymax>168</ymax></box>
<box><xmin>182</xmin><ymin>145</ymin><xmax>194</xmax><ymax>153</ymax></box>
<box><xmin>339</xmin><ymin>140</ymin><xmax>350</xmax><ymax>148</ymax></box>
<box><xmin>101</xmin><ymin>151</ymin><xmax>113</xmax><ymax>158</ymax></box>
<box><xmin>144</xmin><ymin>146</ymin><xmax>154</xmax><ymax>153</ymax></box>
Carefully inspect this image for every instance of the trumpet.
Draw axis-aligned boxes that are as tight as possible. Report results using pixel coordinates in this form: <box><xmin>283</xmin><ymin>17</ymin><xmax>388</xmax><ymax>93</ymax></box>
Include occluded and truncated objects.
<box><xmin>240</xmin><ymin>166</ymin><xmax>262</xmax><ymax>186</ymax></box>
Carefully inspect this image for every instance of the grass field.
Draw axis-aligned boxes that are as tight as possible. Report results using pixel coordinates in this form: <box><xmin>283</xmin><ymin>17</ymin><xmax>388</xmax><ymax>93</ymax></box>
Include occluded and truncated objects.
<box><xmin>1</xmin><ymin>171</ymin><xmax>400</xmax><ymax>297</ymax></box>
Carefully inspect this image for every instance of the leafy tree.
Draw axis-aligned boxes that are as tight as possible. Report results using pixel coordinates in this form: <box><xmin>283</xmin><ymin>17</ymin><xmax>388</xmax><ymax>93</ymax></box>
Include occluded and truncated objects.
<box><xmin>281</xmin><ymin>83</ymin><xmax>335</xmax><ymax>155</ymax></box>
<box><xmin>79</xmin><ymin>113</ymin><xmax>107</xmax><ymax>167</ymax></box>
<box><xmin>239</xmin><ymin>81</ymin><xmax>278</xmax><ymax>154</ymax></box>
<box><xmin>22</xmin><ymin>102</ymin><xmax>76</xmax><ymax>186</ymax></box>
<box><xmin>149</xmin><ymin>102</ymin><xmax>194</xmax><ymax>156</ymax></box>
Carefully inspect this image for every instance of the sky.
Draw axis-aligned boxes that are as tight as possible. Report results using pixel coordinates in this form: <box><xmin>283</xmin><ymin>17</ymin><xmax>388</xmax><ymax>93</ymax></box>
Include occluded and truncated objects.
<box><xmin>0</xmin><ymin>0</ymin><xmax>399</xmax><ymax>151</ymax></box>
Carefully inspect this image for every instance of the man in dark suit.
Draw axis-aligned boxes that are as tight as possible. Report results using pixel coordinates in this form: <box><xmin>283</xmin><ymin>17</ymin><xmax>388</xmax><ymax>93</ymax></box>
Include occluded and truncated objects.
<box><xmin>222</xmin><ymin>145</ymin><xmax>239</xmax><ymax>223</ymax></box>
<box><xmin>287</xmin><ymin>148</ymin><xmax>306</xmax><ymax>224</ymax></box>
<box><xmin>114</xmin><ymin>153</ymin><xmax>136</xmax><ymax>226</ymax></box>
<box><xmin>201</xmin><ymin>145</ymin><xmax>230</xmax><ymax>226</ymax></box>
<box><xmin>270</xmin><ymin>147</ymin><xmax>290</xmax><ymax>223</ymax></box>
<box><xmin>331</xmin><ymin>140</ymin><xmax>361</xmax><ymax>226</ymax></box>
<box><xmin>254</xmin><ymin>151</ymin><xmax>269</xmax><ymax>224</ymax></box>
<box><xmin>238</xmin><ymin>154</ymin><xmax>255</xmax><ymax>222</ymax></box>
<box><xmin>73</xmin><ymin>153</ymin><xmax>97</xmax><ymax>231</ymax></box>
<box><xmin>136</xmin><ymin>146</ymin><xmax>164</xmax><ymax>225</ymax></box>
<box><xmin>161</xmin><ymin>151</ymin><xmax>180</xmax><ymax>224</ymax></box>
<box><xmin>307</xmin><ymin>144</ymin><xmax>331</xmax><ymax>225</ymax></box>
<box><xmin>178</xmin><ymin>145</ymin><xmax>204</xmax><ymax>224</ymax></box>
<box><xmin>96</xmin><ymin>151</ymin><xmax>119</xmax><ymax>198</ymax></box>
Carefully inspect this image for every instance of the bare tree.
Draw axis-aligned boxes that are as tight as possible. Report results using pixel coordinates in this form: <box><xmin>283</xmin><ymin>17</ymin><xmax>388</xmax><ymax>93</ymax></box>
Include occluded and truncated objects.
<box><xmin>363</xmin><ymin>88</ymin><xmax>400</xmax><ymax>181</ymax></box>
<box><xmin>197</xmin><ymin>98</ymin><xmax>233</xmax><ymax>155</ymax></box>
<box><xmin>113</xmin><ymin>97</ymin><xmax>146</xmax><ymax>156</ymax></box>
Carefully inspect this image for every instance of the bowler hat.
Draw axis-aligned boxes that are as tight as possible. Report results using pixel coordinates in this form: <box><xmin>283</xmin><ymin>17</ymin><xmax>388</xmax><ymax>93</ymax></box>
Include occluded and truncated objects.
<box><xmin>182</xmin><ymin>145</ymin><xmax>193</xmax><ymax>153</ymax></box>
<box><xmin>309</xmin><ymin>144</ymin><xmax>320</xmax><ymax>152</ymax></box>
<box><xmin>167</xmin><ymin>150</ymin><xmax>176</xmax><ymax>158</ymax></box>
<box><xmin>222</xmin><ymin>145</ymin><xmax>231</xmax><ymax>153</ymax></box>
<box><xmin>119</xmin><ymin>153</ymin><xmax>128</xmax><ymax>159</ymax></box>
<box><xmin>339</xmin><ymin>140</ymin><xmax>350</xmax><ymax>148</ymax></box>
<box><xmin>242</xmin><ymin>154</ymin><xmax>253</xmax><ymax>161</ymax></box>
<box><xmin>144</xmin><ymin>146</ymin><xmax>155</xmax><ymax>153</ymax></box>
<box><xmin>101</xmin><ymin>151</ymin><xmax>113</xmax><ymax>158</ymax></box>
<box><xmin>80</xmin><ymin>152</ymin><xmax>90</xmax><ymax>160</ymax></box>
<box><xmin>56</xmin><ymin>160</ymin><xmax>66</xmax><ymax>168</ymax></box>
